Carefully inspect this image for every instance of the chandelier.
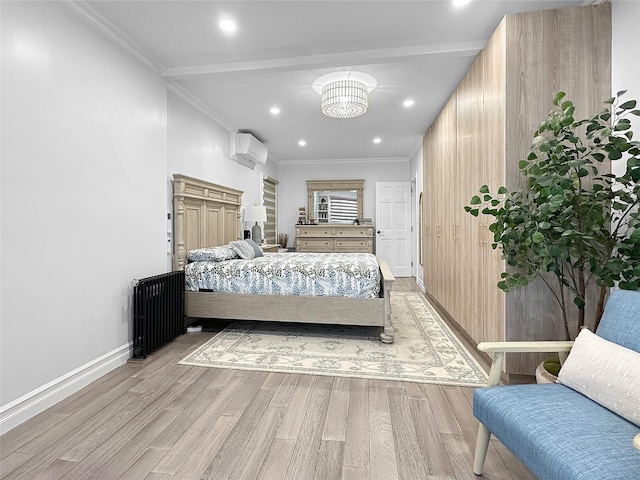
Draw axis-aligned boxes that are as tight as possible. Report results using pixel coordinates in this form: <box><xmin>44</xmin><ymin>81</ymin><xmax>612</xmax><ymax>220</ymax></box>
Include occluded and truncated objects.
<box><xmin>320</xmin><ymin>80</ymin><xmax>369</xmax><ymax>119</ymax></box>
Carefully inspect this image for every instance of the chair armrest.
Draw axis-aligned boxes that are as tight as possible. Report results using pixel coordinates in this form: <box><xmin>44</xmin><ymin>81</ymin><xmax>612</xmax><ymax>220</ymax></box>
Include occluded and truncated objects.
<box><xmin>634</xmin><ymin>433</ymin><xmax>640</xmax><ymax>451</ymax></box>
<box><xmin>478</xmin><ymin>341</ymin><xmax>574</xmax><ymax>354</ymax></box>
<box><xmin>477</xmin><ymin>341</ymin><xmax>574</xmax><ymax>387</ymax></box>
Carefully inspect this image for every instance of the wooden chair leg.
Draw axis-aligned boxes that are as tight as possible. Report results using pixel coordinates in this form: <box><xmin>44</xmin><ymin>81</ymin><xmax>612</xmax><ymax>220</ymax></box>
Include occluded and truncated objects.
<box><xmin>473</xmin><ymin>423</ymin><xmax>491</xmax><ymax>475</ymax></box>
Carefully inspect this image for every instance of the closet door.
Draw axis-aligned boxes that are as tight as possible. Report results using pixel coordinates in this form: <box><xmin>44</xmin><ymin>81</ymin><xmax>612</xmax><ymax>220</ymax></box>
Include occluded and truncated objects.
<box><xmin>422</xmin><ymin>130</ymin><xmax>436</xmax><ymax>295</ymax></box>
<box><xmin>430</xmin><ymin>112</ymin><xmax>446</xmax><ymax>302</ymax></box>
<box><xmin>481</xmin><ymin>19</ymin><xmax>507</xmax><ymax>346</ymax></box>
<box><xmin>439</xmin><ymin>95</ymin><xmax>458</xmax><ymax>317</ymax></box>
<box><xmin>456</xmin><ymin>52</ymin><xmax>485</xmax><ymax>341</ymax></box>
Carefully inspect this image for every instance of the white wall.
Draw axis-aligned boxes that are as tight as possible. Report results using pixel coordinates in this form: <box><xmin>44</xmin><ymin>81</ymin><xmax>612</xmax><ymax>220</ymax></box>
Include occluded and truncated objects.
<box><xmin>0</xmin><ymin>2</ymin><xmax>280</xmax><ymax>431</ymax></box>
<box><xmin>1</xmin><ymin>1</ymin><xmax>167</xmax><ymax>413</ymax></box>
<box><xmin>166</xmin><ymin>91</ymin><xmax>278</xmax><ymax>263</ymax></box>
<box><xmin>276</xmin><ymin>159</ymin><xmax>410</xmax><ymax>244</ymax></box>
<box><xmin>612</xmin><ymin>0</ymin><xmax>640</xmax><ymax>178</ymax></box>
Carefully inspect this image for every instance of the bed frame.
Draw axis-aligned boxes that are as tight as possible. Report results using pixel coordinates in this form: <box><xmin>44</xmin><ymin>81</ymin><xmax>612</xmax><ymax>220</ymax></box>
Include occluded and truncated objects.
<box><xmin>172</xmin><ymin>174</ymin><xmax>395</xmax><ymax>343</ymax></box>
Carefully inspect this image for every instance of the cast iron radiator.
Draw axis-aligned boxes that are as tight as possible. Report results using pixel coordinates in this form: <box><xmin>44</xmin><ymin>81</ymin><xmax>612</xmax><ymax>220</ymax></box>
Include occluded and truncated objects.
<box><xmin>132</xmin><ymin>271</ymin><xmax>185</xmax><ymax>359</ymax></box>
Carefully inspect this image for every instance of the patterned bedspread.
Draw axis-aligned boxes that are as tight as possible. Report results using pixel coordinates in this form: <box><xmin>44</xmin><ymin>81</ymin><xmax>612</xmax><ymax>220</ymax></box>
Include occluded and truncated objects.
<box><xmin>184</xmin><ymin>252</ymin><xmax>381</xmax><ymax>298</ymax></box>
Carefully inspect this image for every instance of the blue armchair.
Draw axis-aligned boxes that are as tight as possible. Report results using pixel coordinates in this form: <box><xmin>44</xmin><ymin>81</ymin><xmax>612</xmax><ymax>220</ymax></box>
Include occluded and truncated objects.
<box><xmin>472</xmin><ymin>289</ymin><xmax>640</xmax><ymax>479</ymax></box>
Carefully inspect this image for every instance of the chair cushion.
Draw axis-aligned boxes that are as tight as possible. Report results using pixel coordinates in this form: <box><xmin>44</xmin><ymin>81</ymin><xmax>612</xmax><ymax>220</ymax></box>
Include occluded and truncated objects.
<box><xmin>557</xmin><ymin>328</ymin><xmax>640</xmax><ymax>427</ymax></box>
<box><xmin>595</xmin><ymin>289</ymin><xmax>640</xmax><ymax>353</ymax></box>
<box><xmin>474</xmin><ymin>383</ymin><xmax>640</xmax><ymax>480</ymax></box>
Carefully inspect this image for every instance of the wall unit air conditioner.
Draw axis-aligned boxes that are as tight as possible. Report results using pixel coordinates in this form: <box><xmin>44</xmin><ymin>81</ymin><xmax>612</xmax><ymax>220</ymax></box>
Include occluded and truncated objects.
<box><xmin>230</xmin><ymin>132</ymin><xmax>268</xmax><ymax>168</ymax></box>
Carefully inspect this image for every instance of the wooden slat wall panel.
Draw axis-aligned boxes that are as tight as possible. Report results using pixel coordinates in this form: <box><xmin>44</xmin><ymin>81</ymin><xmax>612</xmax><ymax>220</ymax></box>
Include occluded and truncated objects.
<box><xmin>481</xmin><ymin>19</ymin><xmax>507</xmax><ymax>350</ymax></box>
<box><xmin>503</xmin><ymin>4</ymin><xmax>611</xmax><ymax>373</ymax></box>
<box><xmin>423</xmin><ymin>4</ymin><xmax>611</xmax><ymax>377</ymax></box>
<box><xmin>456</xmin><ymin>52</ymin><xmax>486</xmax><ymax>342</ymax></box>
<box><xmin>440</xmin><ymin>95</ymin><xmax>458</xmax><ymax>320</ymax></box>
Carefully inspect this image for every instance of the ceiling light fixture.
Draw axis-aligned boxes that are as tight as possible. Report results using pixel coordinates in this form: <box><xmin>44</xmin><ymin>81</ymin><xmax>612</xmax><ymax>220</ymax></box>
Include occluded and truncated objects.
<box><xmin>403</xmin><ymin>99</ymin><xmax>415</xmax><ymax>107</ymax></box>
<box><xmin>313</xmin><ymin>72</ymin><xmax>377</xmax><ymax>120</ymax></box>
<box><xmin>219</xmin><ymin>19</ymin><xmax>237</xmax><ymax>32</ymax></box>
<box><xmin>270</xmin><ymin>107</ymin><xmax>280</xmax><ymax>115</ymax></box>
<box><xmin>298</xmin><ymin>140</ymin><xmax>307</xmax><ymax>146</ymax></box>
<box><xmin>321</xmin><ymin>80</ymin><xmax>368</xmax><ymax>119</ymax></box>
<box><xmin>453</xmin><ymin>0</ymin><xmax>471</xmax><ymax>7</ymax></box>
<box><xmin>373</xmin><ymin>137</ymin><xmax>381</xmax><ymax>144</ymax></box>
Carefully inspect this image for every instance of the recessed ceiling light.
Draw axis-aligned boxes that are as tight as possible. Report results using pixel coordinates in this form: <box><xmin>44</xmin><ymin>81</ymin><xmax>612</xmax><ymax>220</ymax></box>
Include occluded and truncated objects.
<box><xmin>298</xmin><ymin>140</ymin><xmax>307</xmax><ymax>147</ymax></box>
<box><xmin>453</xmin><ymin>0</ymin><xmax>471</xmax><ymax>7</ymax></box>
<box><xmin>270</xmin><ymin>107</ymin><xmax>280</xmax><ymax>115</ymax></box>
<box><xmin>403</xmin><ymin>99</ymin><xmax>415</xmax><ymax>108</ymax></box>
<box><xmin>373</xmin><ymin>137</ymin><xmax>381</xmax><ymax>144</ymax></box>
<box><xmin>219</xmin><ymin>19</ymin><xmax>237</xmax><ymax>33</ymax></box>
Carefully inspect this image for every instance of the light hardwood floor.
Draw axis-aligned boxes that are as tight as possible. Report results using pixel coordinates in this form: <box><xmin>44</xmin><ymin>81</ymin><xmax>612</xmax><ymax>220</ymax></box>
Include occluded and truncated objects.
<box><xmin>0</xmin><ymin>279</ymin><xmax>536</xmax><ymax>480</ymax></box>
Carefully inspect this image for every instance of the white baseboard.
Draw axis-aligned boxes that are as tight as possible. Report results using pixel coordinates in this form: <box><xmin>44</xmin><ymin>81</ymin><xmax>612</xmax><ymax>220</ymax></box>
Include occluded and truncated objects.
<box><xmin>0</xmin><ymin>342</ymin><xmax>132</xmax><ymax>434</ymax></box>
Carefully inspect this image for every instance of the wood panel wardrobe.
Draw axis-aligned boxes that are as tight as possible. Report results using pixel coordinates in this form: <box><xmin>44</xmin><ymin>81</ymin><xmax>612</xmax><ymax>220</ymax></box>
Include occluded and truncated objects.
<box><xmin>423</xmin><ymin>3</ymin><xmax>611</xmax><ymax>379</ymax></box>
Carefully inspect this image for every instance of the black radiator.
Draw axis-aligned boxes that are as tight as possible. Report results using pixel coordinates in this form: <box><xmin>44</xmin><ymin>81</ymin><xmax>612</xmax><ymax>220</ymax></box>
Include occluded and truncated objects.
<box><xmin>132</xmin><ymin>271</ymin><xmax>185</xmax><ymax>359</ymax></box>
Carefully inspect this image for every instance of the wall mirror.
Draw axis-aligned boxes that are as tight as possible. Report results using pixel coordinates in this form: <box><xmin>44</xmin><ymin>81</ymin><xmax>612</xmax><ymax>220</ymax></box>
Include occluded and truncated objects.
<box><xmin>306</xmin><ymin>179</ymin><xmax>364</xmax><ymax>224</ymax></box>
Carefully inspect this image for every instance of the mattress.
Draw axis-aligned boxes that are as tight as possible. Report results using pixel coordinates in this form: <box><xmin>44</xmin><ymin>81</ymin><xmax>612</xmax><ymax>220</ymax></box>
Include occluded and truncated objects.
<box><xmin>184</xmin><ymin>252</ymin><xmax>381</xmax><ymax>298</ymax></box>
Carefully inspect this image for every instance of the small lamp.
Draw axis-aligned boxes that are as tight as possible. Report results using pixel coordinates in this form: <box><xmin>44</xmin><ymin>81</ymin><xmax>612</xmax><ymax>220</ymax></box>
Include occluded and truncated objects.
<box><xmin>244</xmin><ymin>205</ymin><xmax>267</xmax><ymax>243</ymax></box>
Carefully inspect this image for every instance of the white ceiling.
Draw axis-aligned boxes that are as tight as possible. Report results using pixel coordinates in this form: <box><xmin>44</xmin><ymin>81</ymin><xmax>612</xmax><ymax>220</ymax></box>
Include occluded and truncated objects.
<box><xmin>85</xmin><ymin>0</ymin><xmax>589</xmax><ymax>164</ymax></box>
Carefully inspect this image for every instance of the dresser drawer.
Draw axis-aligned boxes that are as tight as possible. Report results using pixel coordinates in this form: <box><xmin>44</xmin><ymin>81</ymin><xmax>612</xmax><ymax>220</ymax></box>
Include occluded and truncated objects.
<box><xmin>296</xmin><ymin>227</ymin><xmax>332</xmax><ymax>237</ymax></box>
<box><xmin>335</xmin><ymin>239</ymin><xmax>373</xmax><ymax>253</ymax></box>
<box><xmin>297</xmin><ymin>239</ymin><xmax>333</xmax><ymax>252</ymax></box>
<box><xmin>333</xmin><ymin>227</ymin><xmax>374</xmax><ymax>237</ymax></box>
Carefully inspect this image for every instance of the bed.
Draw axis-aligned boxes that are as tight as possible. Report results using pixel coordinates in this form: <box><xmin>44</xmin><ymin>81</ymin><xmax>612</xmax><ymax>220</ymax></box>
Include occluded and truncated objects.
<box><xmin>173</xmin><ymin>173</ymin><xmax>395</xmax><ymax>343</ymax></box>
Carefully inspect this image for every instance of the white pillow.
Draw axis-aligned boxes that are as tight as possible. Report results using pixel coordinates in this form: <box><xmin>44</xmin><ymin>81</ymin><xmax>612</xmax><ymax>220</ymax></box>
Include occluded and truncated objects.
<box><xmin>229</xmin><ymin>240</ymin><xmax>256</xmax><ymax>260</ymax></box>
<box><xmin>557</xmin><ymin>328</ymin><xmax>640</xmax><ymax>427</ymax></box>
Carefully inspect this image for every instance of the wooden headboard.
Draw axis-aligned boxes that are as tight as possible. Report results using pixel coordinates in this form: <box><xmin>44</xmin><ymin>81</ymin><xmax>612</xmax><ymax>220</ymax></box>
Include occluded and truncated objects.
<box><xmin>172</xmin><ymin>174</ymin><xmax>243</xmax><ymax>271</ymax></box>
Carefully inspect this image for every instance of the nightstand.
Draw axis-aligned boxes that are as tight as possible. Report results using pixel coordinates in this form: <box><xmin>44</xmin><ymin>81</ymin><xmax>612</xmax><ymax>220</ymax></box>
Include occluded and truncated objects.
<box><xmin>260</xmin><ymin>244</ymin><xmax>280</xmax><ymax>253</ymax></box>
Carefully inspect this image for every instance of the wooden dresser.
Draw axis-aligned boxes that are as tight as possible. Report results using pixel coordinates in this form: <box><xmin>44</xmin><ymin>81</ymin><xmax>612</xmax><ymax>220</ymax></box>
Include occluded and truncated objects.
<box><xmin>295</xmin><ymin>224</ymin><xmax>374</xmax><ymax>253</ymax></box>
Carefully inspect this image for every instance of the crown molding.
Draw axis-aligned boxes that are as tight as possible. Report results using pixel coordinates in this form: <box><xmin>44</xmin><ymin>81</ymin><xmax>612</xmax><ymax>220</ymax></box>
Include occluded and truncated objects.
<box><xmin>162</xmin><ymin>40</ymin><xmax>485</xmax><ymax>79</ymax></box>
<box><xmin>63</xmin><ymin>1</ymin><xmax>239</xmax><ymax>135</ymax></box>
<box><xmin>62</xmin><ymin>0</ymin><xmax>165</xmax><ymax>76</ymax></box>
<box><xmin>277</xmin><ymin>156</ymin><xmax>409</xmax><ymax>166</ymax></box>
<box><xmin>166</xmin><ymin>81</ymin><xmax>236</xmax><ymax>133</ymax></box>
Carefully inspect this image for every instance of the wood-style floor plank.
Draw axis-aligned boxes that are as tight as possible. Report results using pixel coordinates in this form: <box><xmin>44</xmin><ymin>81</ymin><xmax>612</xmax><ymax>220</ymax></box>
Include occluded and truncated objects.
<box><xmin>0</xmin><ymin>278</ymin><xmax>536</xmax><ymax>480</ymax></box>
<box><xmin>313</xmin><ymin>440</ymin><xmax>345</xmax><ymax>480</ymax></box>
<box><xmin>170</xmin><ymin>414</ymin><xmax>238</xmax><ymax>480</ymax></box>
<box><xmin>406</xmin><ymin>396</ymin><xmax>454</xmax><ymax>477</ymax></box>
<box><xmin>343</xmin><ymin>378</ymin><xmax>370</xmax><ymax>470</ymax></box>
<box><xmin>388</xmin><ymin>385</ymin><xmax>428</xmax><ymax>479</ymax></box>
<box><xmin>202</xmin><ymin>385</ymin><xmax>278</xmax><ymax>479</ymax></box>
<box><xmin>228</xmin><ymin>405</ymin><xmax>285</xmax><ymax>480</ymax></box>
<box><xmin>151</xmin><ymin>374</ymin><xmax>247</xmax><ymax>476</ymax></box>
<box><xmin>322</xmin><ymin>377</ymin><xmax>350</xmax><ymax>442</ymax></box>
<box><xmin>284</xmin><ymin>376</ymin><xmax>334</xmax><ymax>480</ymax></box>
<box><xmin>256</xmin><ymin>438</ymin><xmax>295</xmax><ymax>480</ymax></box>
<box><xmin>369</xmin><ymin>380</ymin><xmax>398</xmax><ymax>480</ymax></box>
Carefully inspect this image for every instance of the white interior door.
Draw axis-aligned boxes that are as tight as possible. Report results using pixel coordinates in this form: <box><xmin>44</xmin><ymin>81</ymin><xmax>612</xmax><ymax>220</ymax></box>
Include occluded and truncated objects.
<box><xmin>375</xmin><ymin>182</ymin><xmax>412</xmax><ymax>277</ymax></box>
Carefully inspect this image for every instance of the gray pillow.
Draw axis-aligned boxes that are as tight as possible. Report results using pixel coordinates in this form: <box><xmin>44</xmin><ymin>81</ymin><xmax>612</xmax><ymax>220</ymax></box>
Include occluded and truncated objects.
<box><xmin>244</xmin><ymin>238</ymin><xmax>264</xmax><ymax>258</ymax></box>
<box><xmin>229</xmin><ymin>240</ymin><xmax>257</xmax><ymax>260</ymax></box>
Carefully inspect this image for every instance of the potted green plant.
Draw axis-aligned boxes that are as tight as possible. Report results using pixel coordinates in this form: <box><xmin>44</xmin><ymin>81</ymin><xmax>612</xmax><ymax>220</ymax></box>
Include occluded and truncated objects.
<box><xmin>465</xmin><ymin>91</ymin><xmax>640</xmax><ymax>378</ymax></box>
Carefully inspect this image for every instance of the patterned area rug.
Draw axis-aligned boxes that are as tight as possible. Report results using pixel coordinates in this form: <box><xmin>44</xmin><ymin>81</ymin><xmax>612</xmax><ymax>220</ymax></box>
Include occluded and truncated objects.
<box><xmin>178</xmin><ymin>292</ymin><xmax>489</xmax><ymax>386</ymax></box>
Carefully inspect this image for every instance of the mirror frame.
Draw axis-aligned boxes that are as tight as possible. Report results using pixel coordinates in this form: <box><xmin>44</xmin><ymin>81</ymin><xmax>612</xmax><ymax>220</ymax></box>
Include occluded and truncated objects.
<box><xmin>306</xmin><ymin>179</ymin><xmax>364</xmax><ymax>223</ymax></box>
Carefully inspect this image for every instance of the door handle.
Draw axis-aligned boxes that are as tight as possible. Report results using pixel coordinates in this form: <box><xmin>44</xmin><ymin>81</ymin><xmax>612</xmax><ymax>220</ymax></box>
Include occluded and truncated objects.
<box><xmin>377</xmin><ymin>230</ymin><xmax>381</xmax><ymax>234</ymax></box>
